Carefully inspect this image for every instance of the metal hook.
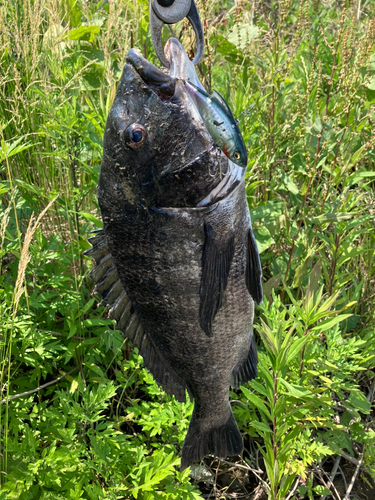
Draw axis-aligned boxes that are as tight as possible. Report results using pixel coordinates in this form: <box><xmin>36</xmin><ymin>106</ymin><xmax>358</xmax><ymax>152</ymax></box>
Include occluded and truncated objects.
<box><xmin>150</xmin><ymin>0</ymin><xmax>204</xmax><ymax>68</ymax></box>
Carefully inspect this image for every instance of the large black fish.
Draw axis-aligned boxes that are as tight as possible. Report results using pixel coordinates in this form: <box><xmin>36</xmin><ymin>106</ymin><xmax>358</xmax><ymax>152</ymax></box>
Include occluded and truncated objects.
<box><xmin>85</xmin><ymin>38</ymin><xmax>262</xmax><ymax>471</ymax></box>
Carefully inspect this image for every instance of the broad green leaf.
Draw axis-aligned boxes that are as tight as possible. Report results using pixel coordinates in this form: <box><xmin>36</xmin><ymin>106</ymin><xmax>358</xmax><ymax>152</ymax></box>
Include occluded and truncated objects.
<box><xmin>349</xmin><ymin>145</ymin><xmax>365</xmax><ymax>165</ymax></box>
<box><xmin>311</xmin><ymin>314</ymin><xmax>352</xmax><ymax>333</ymax></box>
<box><xmin>279</xmin><ymin>379</ymin><xmax>312</xmax><ymax>398</ymax></box>
<box><xmin>348</xmin><ymin>390</ymin><xmax>371</xmax><ymax>414</ymax></box>
<box><xmin>227</xmin><ymin>23</ymin><xmax>260</xmax><ymax>50</ymax></box>
<box><xmin>251</xmin><ymin>420</ymin><xmax>272</xmax><ymax>434</ymax></box>
<box><xmin>262</xmin><ymin>274</ymin><xmax>281</xmax><ymax>299</ymax></box>
<box><xmin>69</xmin><ymin>378</ymin><xmax>79</xmax><ymax>394</ymax></box>
<box><xmin>79</xmin><ymin>212</ymin><xmax>103</xmax><ymax>227</ymax></box>
<box><xmin>82</xmin><ymin>48</ymin><xmax>105</xmax><ymax>65</ymax></box>
<box><xmin>65</xmin><ymin>25</ymin><xmax>100</xmax><ymax>42</ymax></box>
<box><xmin>311</xmin><ymin>212</ymin><xmax>354</xmax><ymax>224</ymax></box>
<box><xmin>365</xmin><ymin>76</ymin><xmax>375</xmax><ymax>90</ymax></box>
<box><xmin>253</xmin><ymin>226</ymin><xmax>275</xmax><ymax>253</ymax></box>
<box><xmin>337</xmin><ymin>245</ymin><xmax>366</xmax><ymax>266</ymax></box>
<box><xmin>307</xmin><ymin>260</ymin><xmax>322</xmax><ymax>295</ymax></box>
<box><xmin>279</xmin><ymin>172</ymin><xmax>299</xmax><ymax>194</ymax></box>
<box><xmin>313</xmin><ymin>485</ymin><xmax>332</xmax><ymax>495</ymax></box>
<box><xmin>293</xmin><ymin>261</ymin><xmax>306</xmax><ymax>288</ymax></box>
<box><xmin>345</xmin><ymin>170</ymin><xmax>375</xmax><ymax>187</ymax></box>
<box><xmin>286</xmin><ymin>332</ymin><xmax>312</xmax><ymax>364</ymax></box>
<box><xmin>80</xmin><ymin>72</ymin><xmax>102</xmax><ymax>91</ymax></box>
<box><xmin>241</xmin><ymin>386</ymin><xmax>271</xmax><ymax>420</ymax></box>
<box><xmin>250</xmin><ymin>201</ymin><xmax>283</xmax><ymax>221</ymax></box>
<box><xmin>212</xmin><ymin>35</ymin><xmax>241</xmax><ymax>63</ymax></box>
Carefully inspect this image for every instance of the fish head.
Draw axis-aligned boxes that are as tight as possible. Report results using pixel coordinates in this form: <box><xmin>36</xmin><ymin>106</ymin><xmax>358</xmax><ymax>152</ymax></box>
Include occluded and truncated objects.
<box><xmin>100</xmin><ymin>38</ymin><xmax>235</xmax><ymax>211</ymax></box>
<box><xmin>223</xmin><ymin>129</ymin><xmax>248</xmax><ymax>169</ymax></box>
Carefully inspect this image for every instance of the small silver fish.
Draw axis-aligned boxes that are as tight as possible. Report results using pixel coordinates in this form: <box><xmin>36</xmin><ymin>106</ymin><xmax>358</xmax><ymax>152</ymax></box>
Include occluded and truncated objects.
<box><xmin>185</xmin><ymin>81</ymin><xmax>248</xmax><ymax>168</ymax></box>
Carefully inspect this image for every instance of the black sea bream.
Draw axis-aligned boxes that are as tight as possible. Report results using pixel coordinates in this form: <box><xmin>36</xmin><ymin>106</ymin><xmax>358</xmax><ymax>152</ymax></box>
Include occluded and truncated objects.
<box><xmin>85</xmin><ymin>38</ymin><xmax>262</xmax><ymax>471</ymax></box>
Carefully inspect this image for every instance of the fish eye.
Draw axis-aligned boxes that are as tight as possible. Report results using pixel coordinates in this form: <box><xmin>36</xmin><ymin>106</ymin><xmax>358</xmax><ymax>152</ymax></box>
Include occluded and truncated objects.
<box><xmin>233</xmin><ymin>151</ymin><xmax>241</xmax><ymax>160</ymax></box>
<box><xmin>123</xmin><ymin>123</ymin><xmax>147</xmax><ymax>150</ymax></box>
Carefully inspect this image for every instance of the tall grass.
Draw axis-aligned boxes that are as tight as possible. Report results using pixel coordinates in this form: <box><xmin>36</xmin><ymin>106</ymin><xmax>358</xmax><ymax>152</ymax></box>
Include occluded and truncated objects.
<box><xmin>0</xmin><ymin>0</ymin><xmax>374</xmax><ymax>499</ymax></box>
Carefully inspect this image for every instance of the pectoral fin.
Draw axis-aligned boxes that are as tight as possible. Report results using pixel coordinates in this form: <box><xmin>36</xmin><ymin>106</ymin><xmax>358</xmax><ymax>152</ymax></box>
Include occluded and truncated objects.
<box><xmin>199</xmin><ymin>224</ymin><xmax>235</xmax><ymax>337</ymax></box>
<box><xmin>245</xmin><ymin>228</ymin><xmax>263</xmax><ymax>304</ymax></box>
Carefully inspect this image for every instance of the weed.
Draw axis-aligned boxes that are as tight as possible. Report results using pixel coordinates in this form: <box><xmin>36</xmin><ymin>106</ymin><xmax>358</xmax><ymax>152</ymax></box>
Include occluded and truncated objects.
<box><xmin>0</xmin><ymin>0</ymin><xmax>374</xmax><ymax>499</ymax></box>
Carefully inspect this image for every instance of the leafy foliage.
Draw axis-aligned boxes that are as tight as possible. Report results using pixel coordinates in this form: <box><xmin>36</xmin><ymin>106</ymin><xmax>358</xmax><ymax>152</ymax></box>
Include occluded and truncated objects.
<box><xmin>0</xmin><ymin>0</ymin><xmax>374</xmax><ymax>499</ymax></box>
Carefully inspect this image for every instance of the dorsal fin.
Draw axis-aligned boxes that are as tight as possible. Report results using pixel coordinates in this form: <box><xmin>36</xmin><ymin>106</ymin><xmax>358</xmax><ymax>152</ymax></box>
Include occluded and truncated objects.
<box><xmin>245</xmin><ymin>228</ymin><xmax>263</xmax><ymax>304</ymax></box>
<box><xmin>212</xmin><ymin>90</ymin><xmax>236</xmax><ymax>122</ymax></box>
<box><xmin>84</xmin><ymin>229</ymin><xmax>188</xmax><ymax>402</ymax></box>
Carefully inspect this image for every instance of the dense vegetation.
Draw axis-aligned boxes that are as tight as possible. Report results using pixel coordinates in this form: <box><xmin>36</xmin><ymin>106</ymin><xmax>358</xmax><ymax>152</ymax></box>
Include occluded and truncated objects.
<box><xmin>1</xmin><ymin>0</ymin><xmax>375</xmax><ymax>498</ymax></box>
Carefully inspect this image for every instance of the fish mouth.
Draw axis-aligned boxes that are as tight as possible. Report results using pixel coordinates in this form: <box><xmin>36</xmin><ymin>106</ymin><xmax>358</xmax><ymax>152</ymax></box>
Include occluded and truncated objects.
<box><xmin>126</xmin><ymin>38</ymin><xmax>202</xmax><ymax>102</ymax></box>
<box><xmin>126</xmin><ymin>47</ymin><xmax>177</xmax><ymax>101</ymax></box>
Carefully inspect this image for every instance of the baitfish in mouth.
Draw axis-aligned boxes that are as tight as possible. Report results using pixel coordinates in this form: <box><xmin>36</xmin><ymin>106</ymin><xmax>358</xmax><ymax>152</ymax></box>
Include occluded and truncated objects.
<box><xmin>85</xmin><ymin>37</ymin><xmax>263</xmax><ymax>471</ymax></box>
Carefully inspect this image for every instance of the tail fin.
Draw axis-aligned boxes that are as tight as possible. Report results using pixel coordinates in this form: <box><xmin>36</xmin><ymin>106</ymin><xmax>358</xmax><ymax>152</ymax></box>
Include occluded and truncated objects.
<box><xmin>180</xmin><ymin>407</ymin><xmax>243</xmax><ymax>471</ymax></box>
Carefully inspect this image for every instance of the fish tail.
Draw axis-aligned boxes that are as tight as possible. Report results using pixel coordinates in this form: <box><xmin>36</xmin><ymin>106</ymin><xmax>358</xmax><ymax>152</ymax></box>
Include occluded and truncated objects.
<box><xmin>180</xmin><ymin>406</ymin><xmax>243</xmax><ymax>471</ymax></box>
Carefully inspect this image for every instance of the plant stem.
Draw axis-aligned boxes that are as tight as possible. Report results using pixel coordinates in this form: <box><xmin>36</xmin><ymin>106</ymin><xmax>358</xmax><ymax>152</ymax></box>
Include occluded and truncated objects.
<box><xmin>0</xmin><ymin>367</ymin><xmax>79</xmax><ymax>405</ymax></box>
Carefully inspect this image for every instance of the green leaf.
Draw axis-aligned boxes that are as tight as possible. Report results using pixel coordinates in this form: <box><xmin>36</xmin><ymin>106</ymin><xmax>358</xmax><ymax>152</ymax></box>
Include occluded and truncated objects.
<box><xmin>313</xmin><ymin>485</ymin><xmax>332</xmax><ymax>495</ymax></box>
<box><xmin>253</xmin><ymin>226</ymin><xmax>275</xmax><ymax>253</ymax></box>
<box><xmin>213</xmin><ymin>35</ymin><xmax>242</xmax><ymax>63</ymax></box>
<box><xmin>349</xmin><ymin>145</ymin><xmax>365</xmax><ymax>165</ymax></box>
<box><xmin>345</xmin><ymin>170</ymin><xmax>375</xmax><ymax>187</ymax></box>
<box><xmin>80</xmin><ymin>72</ymin><xmax>102</xmax><ymax>91</ymax></box>
<box><xmin>365</xmin><ymin>76</ymin><xmax>375</xmax><ymax>90</ymax></box>
<box><xmin>70</xmin><ymin>378</ymin><xmax>79</xmax><ymax>394</ymax></box>
<box><xmin>263</xmin><ymin>274</ymin><xmax>281</xmax><ymax>299</ymax></box>
<box><xmin>79</xmin><ymin>212</ymin><xmax>102</xmax><ymax>227</ymax></box>
<box><xmin>279</xmin><ymin>379</ymin><xmax>312</xmax><ymax>398</ymax></box>
<box><xmin>83</xmin><ymin>318</ymin><xmax>113</xmax><ymax>327</ymax></box>
<box><xmin>65</xmin><ymin>25</ymin><xmax>100</xmax><ymax>42</ymax></box>
<box><xmin>311</xmin><ymin>212</ymin><xmax>354</xmax><ymax>224</ymax></box>
<box><xmin>307</xmin><ymin>261</ymin><xmax>322</xmax><ymax>295</ymax></box>
<box><xmin>0</xmin><ymin>137</ymin><xmax>35</xmax><ymax>162</ymax></box>
<box><xmin>279</xmin><ymin>473</ymin><xmax>297</xmax><ymax>497</ymax></box>
<box><xmin>347</xmin><ymin>390</ymin><xmax>371</xmax><ymax>414</ymax></box>
<box><xmin>250</xmin><ymin>201</ymin><xmax>283</xmax><ymax>221</ymax></box>
<box><xmin>82</xmin><ymin>48</ymin><xmax>105</xmax><ymax>65</ymax></box>
<box><xmin>241</xmin><ymin>386</ymin><xmax>272</xmax><ymax>420</ymax></box>
<box><xmin>251</xmin><ymin>420</ymin><xmax>272</xmax><ymax>434</ymax></box>
<box><xmin>286</xmin><ymin>332</ymin><xmax>312</xmax><ymax>364</ymax></box>
<box><xmin>249</xmin><ymin>380</ymin><xmax>270</xmax><ymax>398</ymax></box>
<box><xmin>279</xmin><ymin>172</ymin><xmax>299</xmax><ymax>194</ymax></box>
<box><xmin>311</xmin><ymin>314</ymin><xmax>352</xmax><ymax>333</ymax></box>
<box><xmin>227</xmin><ymin>23</ymin><xmax>260</xmax><ymax>50</ymax></box>
<box><xmin>258</xmin><ymin>320</ymin><xmax>278</xmax><ymax>357</ymax></box>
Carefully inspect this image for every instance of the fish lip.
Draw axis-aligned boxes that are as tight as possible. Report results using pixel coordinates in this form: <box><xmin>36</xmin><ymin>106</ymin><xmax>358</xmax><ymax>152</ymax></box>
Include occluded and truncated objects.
<box><xmin>126</xmin><ymin>48</ymin><xmax>177</xmax><ymax>101</ymax></box>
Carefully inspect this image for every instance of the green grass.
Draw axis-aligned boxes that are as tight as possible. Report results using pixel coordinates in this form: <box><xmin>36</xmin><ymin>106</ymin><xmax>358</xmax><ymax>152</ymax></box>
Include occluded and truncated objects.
<box><xmin>0</xmin><ymin>0</ymin><xmax>375</xmax><ymax>498</ymax></box>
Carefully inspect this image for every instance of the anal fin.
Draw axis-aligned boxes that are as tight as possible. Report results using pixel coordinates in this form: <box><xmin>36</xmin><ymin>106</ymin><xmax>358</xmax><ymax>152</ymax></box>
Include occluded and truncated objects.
<box><xmin>230</xmin><ymin>334</ymin><xmax>258</xmax><ymax>388</ymax></box>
